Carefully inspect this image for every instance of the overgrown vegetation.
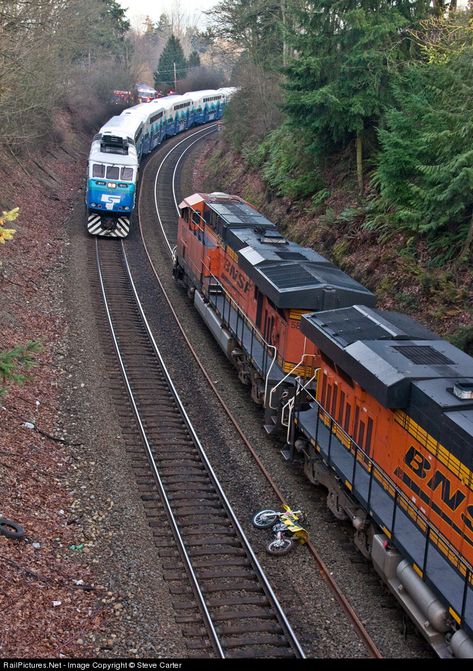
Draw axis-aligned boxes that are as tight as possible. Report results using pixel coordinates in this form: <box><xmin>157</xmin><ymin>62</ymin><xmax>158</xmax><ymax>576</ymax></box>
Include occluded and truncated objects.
<box><xmin>214</xmin><ymin>0</ymin><xmax>473</xmax><ymax>266</ymax></box>
<box><xmin>373</xmin><ymin>15</ymin><xmax>473</xmax><ymax>264</ymax></box>
<box><xmin>0</xmin><ymin>0</ymin><xmax>130</xmax><ymax>146</ymax></box>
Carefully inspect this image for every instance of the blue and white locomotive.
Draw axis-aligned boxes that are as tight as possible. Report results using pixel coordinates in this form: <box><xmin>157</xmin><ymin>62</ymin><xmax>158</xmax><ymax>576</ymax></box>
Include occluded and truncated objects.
<box><xmin>86</xmin><ymin>115</ymin><xmax>140</xmax><ymax>237</ymax></box>
<box><xmin>86</xmin><ymin>87</ymin><xmax>236</xmax><ymax>238</ymax></box>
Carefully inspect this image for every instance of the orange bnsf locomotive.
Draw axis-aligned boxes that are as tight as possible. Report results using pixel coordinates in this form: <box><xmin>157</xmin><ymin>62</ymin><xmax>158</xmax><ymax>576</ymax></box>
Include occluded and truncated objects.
<box><xmin>174</xmin><ymin>192</ymin><xmax>375</xmax><ymax>405</ymax></box>
<box><xmin>173</xmin><ymin>192</ymin><xmax>473</xmax><ymax>657</ymax></box>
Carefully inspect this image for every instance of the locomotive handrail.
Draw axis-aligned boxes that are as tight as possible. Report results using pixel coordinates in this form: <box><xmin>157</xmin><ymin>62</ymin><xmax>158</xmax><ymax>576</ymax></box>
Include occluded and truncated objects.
<box><xmin>297</xmin><ymin>395</ymin><xmax>473</xmax><ymax>597</ymax></box>
<box><xmin>202</xmin><ymin>270</ymin><xmax>279</xmax><ymax>405</ymax></box>
<box><xmin>267</xmin><ymin>354</ymin><xmax>317</xmax><ymax>410</ymax></box>
<box><xmin>263</xmin><ymin>345</ymin><xmax>278</xmax><ymax>408</ymax></box>
<box><xmin>283</xmin><ymin>370</ymin><xmax>320</xmax><ymax>443</ymax></box>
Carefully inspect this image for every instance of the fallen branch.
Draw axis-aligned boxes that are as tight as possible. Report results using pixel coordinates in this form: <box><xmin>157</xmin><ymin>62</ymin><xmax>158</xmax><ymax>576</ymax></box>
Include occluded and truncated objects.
<box><xmin>0</xmin><ymin>554</ymin><xmax>97</xmax><ymax>591</ymax></box>
<box><xmin>34</xmin><ymin>425</ymin><xmax>83</xmax><ymax>447</ymax></box>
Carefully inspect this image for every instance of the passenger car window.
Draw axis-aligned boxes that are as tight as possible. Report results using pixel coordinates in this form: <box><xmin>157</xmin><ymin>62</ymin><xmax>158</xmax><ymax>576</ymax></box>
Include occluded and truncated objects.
<box><xmin>121</xmin><ymin>167</ymin><xmax>133</xmax><ymax>180</ymax></box>
<box><xmin>106</xmin><ymin>166</ymin><xmax>119</xmax><ymax>179</ymax></box>
<box><xmin>93</xmin><ymin>164</ymin><xmax>105</xmax><ymax>178</ymax></box>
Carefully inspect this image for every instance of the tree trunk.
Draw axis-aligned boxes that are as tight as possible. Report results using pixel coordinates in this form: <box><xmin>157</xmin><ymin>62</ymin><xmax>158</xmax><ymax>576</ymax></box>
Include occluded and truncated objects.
<box><xmin>356</xmin><ymin>131</ymin><xmax>363</xmax><ymax>194</ymax></box>
<box><xmin>281</xmin><ymin>0</ymin><xmax>288</xmax><ymax>68</ymax></box>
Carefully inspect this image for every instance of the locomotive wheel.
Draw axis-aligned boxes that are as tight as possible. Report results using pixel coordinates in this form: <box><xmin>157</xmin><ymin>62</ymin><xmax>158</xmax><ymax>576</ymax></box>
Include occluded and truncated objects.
<box><xmin>252</xmin><ymin>509</ymin><xmax>279</xmax><ymax>529</ymax></box>
<box><xmin>267</xmin><ymin>537</ymin><xmax>293</xmax><ymax>556</ymax></box>
<box><xmin>0</xmin><ymin>517</ymin><xmax>25</xmax><ymax>540</ymax></box>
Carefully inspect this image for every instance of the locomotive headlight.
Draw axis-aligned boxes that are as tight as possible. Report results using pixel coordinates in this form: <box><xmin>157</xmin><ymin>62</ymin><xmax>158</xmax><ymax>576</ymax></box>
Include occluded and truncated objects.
<box><xmin>107</xmin><ymin>182</ymin><xmax>116</xmax><ymax>189</ymax></box>
<box><xmin>91</xmin><ymin>203</ymin><xmax>96</xmax><ymax>207</ymax></box>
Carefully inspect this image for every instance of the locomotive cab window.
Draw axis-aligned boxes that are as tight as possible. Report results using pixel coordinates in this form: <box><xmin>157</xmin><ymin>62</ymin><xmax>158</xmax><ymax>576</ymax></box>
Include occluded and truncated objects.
<box><xmin>92</xmin><ymin>164</ymin><xmax>105</xmax><ymax>178</ymax></box>
<box><xmin>181</xmin><ymin>207</ymin><xmax>190</xmax><ymax>224</ymax></box>
<box><xmin>120</xmin><ymin>167</ymin><xmax>133</xmax><ymax>181</ymax></box>
<box><xmin>106</xmin><ymin>166</ymin><xmax>119</xmax><ymax>179</ymax></box>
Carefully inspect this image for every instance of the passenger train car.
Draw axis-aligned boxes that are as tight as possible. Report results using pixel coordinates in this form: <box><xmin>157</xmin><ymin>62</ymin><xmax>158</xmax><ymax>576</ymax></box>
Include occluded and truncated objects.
<box><xmin>85</xmin><ymin>88</ymin><xmax>235</xmax><ymax>238</ymax></box>
<box><xmin>173</xmin><ymin>191</ymin><xmax>473</xmax><ymax>658</ymax></box>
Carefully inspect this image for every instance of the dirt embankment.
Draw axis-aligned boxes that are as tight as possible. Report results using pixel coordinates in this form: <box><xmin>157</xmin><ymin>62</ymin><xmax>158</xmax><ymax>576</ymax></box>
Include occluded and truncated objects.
<box><xmin>0</xmin><ymin>101</ymin><xmax>115</xmax><ymax>656</ymax></box>
<box><xmin>194</xmin><ymin>136</ymin><xmax>473</xmax><ymax>353</ymax></box>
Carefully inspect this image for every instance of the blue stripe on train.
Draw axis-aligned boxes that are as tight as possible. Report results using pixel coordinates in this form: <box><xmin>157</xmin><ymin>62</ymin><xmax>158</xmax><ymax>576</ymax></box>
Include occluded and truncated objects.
<box><xmin>86</xmin><ymin>180</ymin><xmax>136</xmax><ymax>213</ymax></box>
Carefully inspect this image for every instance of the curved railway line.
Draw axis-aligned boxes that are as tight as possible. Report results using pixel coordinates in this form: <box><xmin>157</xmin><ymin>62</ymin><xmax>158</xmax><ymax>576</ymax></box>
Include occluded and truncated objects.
<box><xmin>89</xmin><ymin>124</ymin><xmax>432</xmax><ymax>658</ymax></box>
<box><xmin>139</xmin><ymin>127</ymin><xmax>383</xmax><ymax>659</ymax></box>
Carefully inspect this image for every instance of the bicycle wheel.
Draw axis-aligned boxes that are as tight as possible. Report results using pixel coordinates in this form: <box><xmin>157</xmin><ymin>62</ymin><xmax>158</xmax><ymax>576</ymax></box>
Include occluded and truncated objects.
<box><xmin>252</xmin><ymin>509</ymin><xmax>279</xmax><ymax>529</ymax></box>
<box><xmin>266</xmin><ymin>537</ymin><xmax>293</xmax><ymax>556</ymax></box>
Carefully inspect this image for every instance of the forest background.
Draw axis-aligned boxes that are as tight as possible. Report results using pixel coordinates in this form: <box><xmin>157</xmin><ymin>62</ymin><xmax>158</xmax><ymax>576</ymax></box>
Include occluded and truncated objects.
<box><xmin>0</xmin><ymin>0</ymin><xmax>472</xmax><ymax>395</ymax></box>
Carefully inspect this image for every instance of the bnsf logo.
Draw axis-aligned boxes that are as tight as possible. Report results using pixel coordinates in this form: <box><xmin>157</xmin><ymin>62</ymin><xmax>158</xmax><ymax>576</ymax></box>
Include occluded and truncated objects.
<box><xmin>223</xmin><ymin>257</ymin><xmax>251</xmax><ymax>294</ymax></box>
<box><xmin>404</xmin><ymin>446</ymin><xmax>473</xmax><ymax>532</ymax></box>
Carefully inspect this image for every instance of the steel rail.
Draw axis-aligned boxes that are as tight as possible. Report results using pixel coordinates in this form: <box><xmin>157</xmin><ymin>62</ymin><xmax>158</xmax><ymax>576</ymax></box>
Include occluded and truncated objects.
<box><xmin>120</xmin><ymin>240</ymin><xmax>305</xmax><ymax>660</ymax></box>
<box><xmin>96</xmin><ymin>139</ymin><xmax>306</xmax><ymax>654</ymax></box>
<box><xmin>153</xmin><ymin>125</ymin><xmax>218</xmax><ymax>256</ymax></box>
<box><xmin>96</xmin><ymin>238</ymin><xmax>224</xmax><ymax>657</ymax></box>
<box><xmin>137</xmin><ymin>130</ymin><xmax>384</xmax><ymax>659</ymax></box>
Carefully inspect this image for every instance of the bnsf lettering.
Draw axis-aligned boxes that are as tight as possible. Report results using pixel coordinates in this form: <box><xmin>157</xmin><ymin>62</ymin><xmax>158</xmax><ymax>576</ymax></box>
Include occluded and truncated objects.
<box><xmin>404</xmin><ymin>445</ymin><xmax>466</xmax><ymax>513</ymax></box>
<box><xmin>404</xmin><ymin>446</ymin><xmax>431</xmax><ymax>479</ymax></box>
<box><xmin>427</xmin><ymin>470</ymin><xmax>466</xmax><ymax>511</ymax></box>
<box><xmin>223</xmin><ymin>257</ymin><xmax>251</xmax><ymax>294</ymax></box>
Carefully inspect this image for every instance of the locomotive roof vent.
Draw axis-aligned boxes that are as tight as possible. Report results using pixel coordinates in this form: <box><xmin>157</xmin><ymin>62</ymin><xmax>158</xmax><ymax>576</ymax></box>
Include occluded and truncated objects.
<box><xmin>100</xmin><ymin>134</ymin><xmax>129</xmax><ymax>155</ymax></box>
<box><xmin>210</xmin><ymin>192</ymin><xmax>230</xmax><ymax>199</ymax></box>
<box><xmin>452</xmin><ymin>381</ymin><xmax>473</xmax><ymax>400</ymax></box>
<box><xmin>258</xmin><ymin>229</ymin><xmax>287</xmax><ymax>244</ymax></box>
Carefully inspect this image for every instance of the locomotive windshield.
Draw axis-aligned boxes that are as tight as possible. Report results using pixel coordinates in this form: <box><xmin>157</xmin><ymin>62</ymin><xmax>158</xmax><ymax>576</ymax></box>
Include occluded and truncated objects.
<box><xmin>92</xmin><ymin>164</ymin><xmax>105</xmax><ymax>178</ymax></box>
<box><xmin>120</xmin><ymin>167</ymin><xmax>133</xmax><ymax>180</ymax></box>
<box><xmin>106</xmin><ymin>166</ymin><xmax>119</xmax><ymax>179</ymax></box>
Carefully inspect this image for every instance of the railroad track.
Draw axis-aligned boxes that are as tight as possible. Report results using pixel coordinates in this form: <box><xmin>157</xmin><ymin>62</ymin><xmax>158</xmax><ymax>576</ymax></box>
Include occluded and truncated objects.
<box><xmin>95</xmin><ymin>234</ymin><xmax>305</xmax><ymax>659</ymax></box>
<box><xmin>135</xmin><ymin>126</ymin><xmax>384</xmax><ymax>659</ymax></box>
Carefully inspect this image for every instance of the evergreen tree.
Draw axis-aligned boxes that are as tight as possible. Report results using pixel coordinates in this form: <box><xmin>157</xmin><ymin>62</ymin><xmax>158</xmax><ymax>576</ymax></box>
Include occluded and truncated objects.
<box><xmin>154</xmin><ymin>35</ymin><xmax>187</xmax><ymax>90</ymax></box>
<box><xmin>375</xmin><ymin>19</ymin><xmax>473</xmax><ymax>261</ymax></box>
<box><xmin>283</xmin><ymin>0</ymin><xmax>430</xmax><ymax>191</ymax></box>
<box><xmin>155</xmin><ymin>12</ymin><xmax>172</xmax><ymax>37</ymax></box>
<box><xmin>188</xmin><ymin>50</ymin><xmax>201</xmax><ymax>68</ymax></box>
<box><xmin>212</xmin><ymin>0</ymin><xmax>286</xmax><ymax>70</ymax></box>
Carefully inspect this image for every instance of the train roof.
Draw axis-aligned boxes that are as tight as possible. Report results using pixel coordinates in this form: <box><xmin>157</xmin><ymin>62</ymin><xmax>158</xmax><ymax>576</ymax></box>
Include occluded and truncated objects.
<box><xmin>88</xmin><ymin>139</ymin><xmax>138</xmax><ymax>166</ymax></box>
<box><xmin>217</xmin><ymin>87</ymin><xmax>238</xmax><ymax>98</ymax></box>
<box><xmin>121</xmin><ymin>103</ymin><xmax>156</xmax><ymax>120</ymax></box>
<box><xmin>184</xmin><ymin>89</ymin><xmax>222</xmax><ymax>101</ymax></box>
<box><xmin>301</xmin><ymin>305</ymin><xmax>473</xmax><ymax>463</ymax></box>
<box><xmin>100</xmin><ymin>114</ymin><xmax>143</xmax><ymax>141</ymax></box>
<box><xmin>180</xmin><ymin>192</ymin><xmax>375</xmax><ymax>310</ymax></box>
